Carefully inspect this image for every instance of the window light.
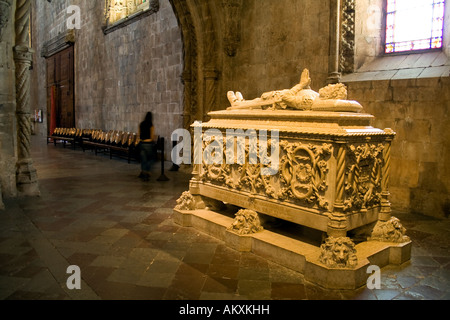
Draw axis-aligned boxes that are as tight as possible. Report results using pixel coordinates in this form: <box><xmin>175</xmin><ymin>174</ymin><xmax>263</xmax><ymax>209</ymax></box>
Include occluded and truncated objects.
<box><xmin>385</xmin><ymin>0</ymin><xmax>445</xmax><ymax>53</ymax></box>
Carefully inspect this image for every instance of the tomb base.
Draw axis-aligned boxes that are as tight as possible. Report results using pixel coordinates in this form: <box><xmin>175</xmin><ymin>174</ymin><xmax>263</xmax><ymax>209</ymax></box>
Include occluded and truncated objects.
<box><xmin>173</xmin><ymin>207</ymin><xmax>411</xmax><ymax>290</ymax></box>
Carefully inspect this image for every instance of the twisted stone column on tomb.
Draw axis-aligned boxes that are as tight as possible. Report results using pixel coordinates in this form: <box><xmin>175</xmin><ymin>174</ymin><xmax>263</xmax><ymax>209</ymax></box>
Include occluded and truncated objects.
<box><xmin>14</xmin><ymin>0</ymin><xmax>39</xmax><ymax>196</ymax></box>
<box><xmin>327</xmin><ymin>143</ymin><xmax>348</xmax><ymax>238</ymax></box>
<box><xmin>379</xmin><ymin>137</ymin><xmax>393</xmax><ymax>222</ymax></box>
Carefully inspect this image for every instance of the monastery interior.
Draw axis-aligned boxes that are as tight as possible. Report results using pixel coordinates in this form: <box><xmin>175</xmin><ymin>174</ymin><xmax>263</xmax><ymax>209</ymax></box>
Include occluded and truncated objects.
<box><xmin>0</xmin><ymin>0</ymin><xmax>449</xmax><ymax>302</ymax></box>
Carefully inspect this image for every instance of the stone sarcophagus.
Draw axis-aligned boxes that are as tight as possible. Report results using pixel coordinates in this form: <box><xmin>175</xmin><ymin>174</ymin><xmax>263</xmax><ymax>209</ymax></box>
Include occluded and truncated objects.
<box><xmin>174</xmin><ymin>69</ymin><xmax>411</xmax><ymax>289</ymax></box>
<box><xmin>192</xmin><ymin>110</ymin><xmax>395</xmax><ymax>234</ymax></box>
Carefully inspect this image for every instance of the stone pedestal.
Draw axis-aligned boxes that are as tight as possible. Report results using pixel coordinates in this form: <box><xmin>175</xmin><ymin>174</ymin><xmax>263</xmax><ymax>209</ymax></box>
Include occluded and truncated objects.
<box><xmin>16</xmin><ymin>159</ymin><xmax>39</xmax><ymax>197</ymax></box>
<box><xmin>173</xmin><ymin>207</ymin><xmax>411</xmax><ymax>289</ymax></box>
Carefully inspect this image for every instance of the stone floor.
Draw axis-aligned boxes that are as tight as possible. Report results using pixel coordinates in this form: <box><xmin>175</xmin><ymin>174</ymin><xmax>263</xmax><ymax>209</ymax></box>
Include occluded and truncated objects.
<box><xmin>0</xmin><ymin>137</ymin><xmax>449</xmax><ymax>301</ymax></box>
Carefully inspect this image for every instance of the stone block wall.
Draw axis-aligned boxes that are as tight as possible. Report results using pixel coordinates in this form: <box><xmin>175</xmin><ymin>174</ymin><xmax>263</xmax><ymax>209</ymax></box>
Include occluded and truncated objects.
<box><xmin>346</xmin><ymin>77</ymin><xmax>450</xmax><ymax>218</ymax></box>
<box><xmin>0</xmin><ymin>0</ymin><xmax>17</xmax><ymax>201</ymax></box>
<box><xmin>220</xmin><ymin>0</ymin><xmax>331</xmax><ymax>108</ymax></box>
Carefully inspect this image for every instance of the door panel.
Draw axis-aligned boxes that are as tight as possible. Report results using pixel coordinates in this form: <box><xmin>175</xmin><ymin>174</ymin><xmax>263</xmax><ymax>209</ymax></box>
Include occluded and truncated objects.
<box><xmin>46</xmin><ymin>46</ymin><xmax>75</xmax><ymax>134</ymax></box>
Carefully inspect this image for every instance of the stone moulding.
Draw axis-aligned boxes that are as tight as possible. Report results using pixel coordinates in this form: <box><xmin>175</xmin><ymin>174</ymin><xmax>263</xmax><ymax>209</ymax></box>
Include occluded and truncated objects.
<box><xmin>41</xmin><ymin>29</ymin><xmax>75</xmax><ymax>58</ymax></box>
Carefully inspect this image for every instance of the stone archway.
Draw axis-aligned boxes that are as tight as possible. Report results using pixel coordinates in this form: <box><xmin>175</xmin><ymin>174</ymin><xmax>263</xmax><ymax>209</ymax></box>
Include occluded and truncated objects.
<box><xmin>168</xmin><ymin>0</ymin><xmax>223</xmax><ymax>128</ymax></box>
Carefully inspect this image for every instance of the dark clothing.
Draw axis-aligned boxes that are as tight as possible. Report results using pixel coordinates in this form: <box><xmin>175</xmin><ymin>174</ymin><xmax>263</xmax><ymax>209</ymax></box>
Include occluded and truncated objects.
<box><xmin>140</xmin><ymin>142</ymin><xmax>156</xmax><ymax>172</ymax></box>
<box><xmin>140</xmin><ymin>122</ymin><xmax>152</xmax><ymax>140</ymax></box>
<box><xmin>138</xmin><ymin>112</ymin><xmax>155</xmax><ymax>180</ymax></box>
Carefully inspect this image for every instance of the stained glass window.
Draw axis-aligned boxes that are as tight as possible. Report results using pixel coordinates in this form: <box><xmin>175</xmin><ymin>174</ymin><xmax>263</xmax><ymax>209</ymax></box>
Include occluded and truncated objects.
<box><xmin>385</xmin><ymin>0</ymin><xmax>445</xmax><ymax>53</ymax></box>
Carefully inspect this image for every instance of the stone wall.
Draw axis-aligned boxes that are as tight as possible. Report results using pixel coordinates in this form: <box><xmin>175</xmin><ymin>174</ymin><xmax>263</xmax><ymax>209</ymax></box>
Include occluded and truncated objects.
<box><xmin>0</xmin><ymin>0</ymin><xmax>17</xmax><ymax>202</ymax></box>
<box><xmin>220</xmin><ymin>0</ymin><xmax>331</xmax><ymax>109</ymax></box>
<box><xmin>346</xmin><ymin>78</ymin><xmax>450</xmax><ymax>218</ymax></box>
<box><xmin>31</xmin><ymin>0</ymin><xmax>184</xmax><ymax>153</ymax></box>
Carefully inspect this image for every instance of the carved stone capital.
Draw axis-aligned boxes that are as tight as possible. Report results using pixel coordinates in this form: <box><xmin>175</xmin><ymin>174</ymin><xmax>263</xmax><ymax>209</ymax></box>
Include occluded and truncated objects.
<box><xmin>13</xmin><ymin>45</ymin><xmax>33</xmax><ymax>63</ymax></box>
<box><xmin>319</xmin><ymin>236</ymin><xmax>358</xmax><ymax>269</ymax></box>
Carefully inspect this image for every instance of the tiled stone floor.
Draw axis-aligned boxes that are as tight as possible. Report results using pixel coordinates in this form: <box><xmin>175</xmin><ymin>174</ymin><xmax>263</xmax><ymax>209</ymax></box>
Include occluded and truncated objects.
<box><xmin>0</xmin><ymin>137</ymin><xmax>449</xmax><ymax>300</ymax></box>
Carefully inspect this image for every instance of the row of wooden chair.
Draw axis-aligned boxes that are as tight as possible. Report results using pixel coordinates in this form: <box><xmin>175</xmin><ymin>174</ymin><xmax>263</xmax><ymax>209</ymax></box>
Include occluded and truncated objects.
<box><xmin>86</xmin><ymin>130</ymin><xmax>140</xmax><ymax>149</ymax></box>
<box><xmin>48</xmin><ymin>128</ymin><xmax>141</xmax><ymax>163</ymax></box>
<box><xmin>82</xmin><ymin>130</ymin><xmax>142</xmax><ymax>163</ymax></box>
<box><xmin>47</xmin><ymin>127</ymin><xmax>83</xmax><ymax>148</ymax></box>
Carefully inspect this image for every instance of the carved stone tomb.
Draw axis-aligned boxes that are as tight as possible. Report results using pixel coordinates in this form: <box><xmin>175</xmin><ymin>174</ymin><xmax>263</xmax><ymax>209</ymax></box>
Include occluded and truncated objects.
<box><xmin>174</xmin><ymin>70</ymin><xmax>411</xmax><ymax>289</ymax></box>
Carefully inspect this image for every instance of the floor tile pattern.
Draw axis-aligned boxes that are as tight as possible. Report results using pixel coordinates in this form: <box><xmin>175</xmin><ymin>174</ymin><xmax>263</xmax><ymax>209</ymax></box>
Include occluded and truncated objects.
<box><xmin>0</xmin><ymin>138</ymin><xmax>449</xmax><ymax>300</ymax></box>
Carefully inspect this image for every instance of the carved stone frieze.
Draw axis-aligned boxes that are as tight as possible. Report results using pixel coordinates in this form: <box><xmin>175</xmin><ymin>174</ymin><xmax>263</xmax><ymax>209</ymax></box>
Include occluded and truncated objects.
<box><xmin>278</xmin><ymin>141</ymin><xmax>332</xmax><ymax>209</ymax></box>
<box><xmin>201</xmin><ymin>137</ymin><xmax>332</xmax><ymax>211</ymax></box>
<box><xmin>344</xmin><ymin>143</ymin><xmax>384</xmax><ymax>213</ymax></box>
<box><xmin>319</xmin><ymin>236</ymin><xmax>358</xmax><ymax>268</ymax></box>
<box><xmin>103</xmin><ymin>0</ymin><xmax>159</xmax><ymax>34</ymax></box>
<box><xmin>228</xmin><ymin>209</ymin><xmax>263</xmax><ymax>235</ymax></box>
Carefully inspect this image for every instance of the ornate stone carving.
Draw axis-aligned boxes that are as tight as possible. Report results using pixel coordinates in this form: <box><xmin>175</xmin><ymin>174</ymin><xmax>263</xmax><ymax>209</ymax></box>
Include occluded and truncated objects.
<box><xmin>228</xmin><ymin>209</ymin><xmax>263</xmax><ymax>235</ymax></box>
<box><xmin>278</xmin><ymin>141</ymin><xmax>332</xmax><ymax>209</ymax></box>
<box><xmin>319</xmin><ymin>236</ymin><xmax>358</xmax><ymax>268</ymax></box>
<box><xmin>227</xmin><ymin>69</ymin><xmax>363</xmax><ymax>113</ymax></box>
<box><xmin>14</xmin><ymin>0</ymin><xmax>39</xmax><ymax>196</ymax></box>
<box><xmin>344</xmin><ymin>143</ymin><xmax>384</xmax><ymax>213</ymax></box>
<box><xmin>200</xmin><ymin>137</ymin><xmax>332</xmax><ymax>211</ymax></box>
<box><xmin>175</xmin><ymin>191</ymin><xmax>196</xmax><ymax>211</ymax></box>
<box><xmin>340</xmin><ymin>0</ymin><xmax>355</xmax><ymax>74</ymax></box>
<box><xmin>104</xmin><ymin>0</ymin><xmax>159</xmax><ymax>33</ymax></box>
<box><xmin>369</xmin><ymin>217</ymin><xmax>410</xmax><ymax>243</ymax></box>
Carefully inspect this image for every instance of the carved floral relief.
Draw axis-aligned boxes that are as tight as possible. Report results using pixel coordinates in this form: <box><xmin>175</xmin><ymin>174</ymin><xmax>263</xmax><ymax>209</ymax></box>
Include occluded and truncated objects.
<box><xmin>344</xmin><ymin>143</ymin><xmax>384</xmax><ymax>213</ymax></box>
<box><xmin>200</xmin><ymin>137</ymin><xmax>333</xmax><ymax>211</ymax></box>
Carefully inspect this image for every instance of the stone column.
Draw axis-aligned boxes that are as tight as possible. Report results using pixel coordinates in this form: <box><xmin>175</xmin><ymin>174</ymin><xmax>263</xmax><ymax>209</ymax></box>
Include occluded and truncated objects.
<box><xmin>327</xmin><ymin>143</ymin><xmax>348</xmax><ymax>238</ymax></box>
<box><xmin>320</xmin><ymin>143</ymin><xmax>358</xmax><ymax>269</ymax></box>
<box><xmin>181</xmin><ymin>71</ymin><xmax>192</xmax><ymax>130</ymax></box>
<box><xmin>327</xmin><ymin>0</ymin><xmax>341</xmax><ymax>84</ymax></box>
<box><xmin>379</xmin><ymin>135</ymin><xmax>393</xmax><ymax>222</ymax></box>
<box><xmin>14</xmin><ymin>0</ymin><xmax>39</xmax><ymax>196</ymax></box>
<box><xmin>203</xmin><ymin>68</ymin><xmax>219</xmax><ymax>120</ymax></box>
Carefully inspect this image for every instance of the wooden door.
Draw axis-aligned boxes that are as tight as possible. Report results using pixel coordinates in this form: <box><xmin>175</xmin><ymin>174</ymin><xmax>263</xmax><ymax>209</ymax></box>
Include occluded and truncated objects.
<box><xmin>46</xmin><ymin>46</ymin><xmax>75</xmax><ymax>134</ymax></box>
